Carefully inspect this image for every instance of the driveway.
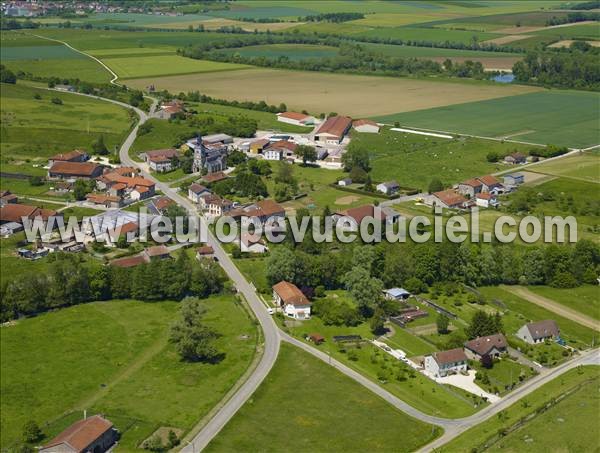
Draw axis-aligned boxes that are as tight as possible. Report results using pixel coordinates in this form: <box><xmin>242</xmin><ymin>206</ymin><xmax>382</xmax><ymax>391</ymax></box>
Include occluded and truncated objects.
<box><xmin>430</xmin><ymin>370</ymin><xmax>501</xmax><ymax>403</ymax></box>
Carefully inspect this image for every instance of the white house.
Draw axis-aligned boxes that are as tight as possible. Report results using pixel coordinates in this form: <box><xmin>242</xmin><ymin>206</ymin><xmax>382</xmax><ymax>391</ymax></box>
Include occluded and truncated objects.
<box><xmin>276</xmin><ymin>111</ymin><xmax>315</xmax><ymax>127</ymax></box>
<box><xmin>188</xmin><ymin>183</ymin><xmax>210</xmax><ymax>203</ymax></box>
<box><xmin>338</xmin><ymin>178</ymin><xmax>352</xmax><ymax>186</ymax></box>
<box><xmin>424</xmin><ymin>349</ymin><xmax>468</xmax><ymax>378</ymax></box>
<box><xmin>352</xmin><ymin>119</ymin><xmax>380</xmax><ymax>133</ymax></box>
<box><xmin>517</xmin><ymin>320</ymin><xmax>560</xmax><ymax>344</ymax></box>
<box><xmin>475</xmin><ymin>193</ymin><xmax>499</xmax><ymax>208</ymax></box>
<box><xmin>272</xmin><ymin>281</ymin><xmax>311</xmax><ymax>320</ymax></box>
<box><xmin>376</xmin><ymin>181</ymin><xmax>399</xmax><ymax>195</ymax></box>
<box><xmin>263</xmin><ymin>148</ymin><xmax>283</xmax><ymax>161</ymax></box>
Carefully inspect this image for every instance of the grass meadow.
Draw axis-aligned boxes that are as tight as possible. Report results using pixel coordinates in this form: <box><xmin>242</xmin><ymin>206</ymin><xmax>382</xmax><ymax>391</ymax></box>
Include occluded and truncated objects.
<box><xmin>205</xmin><ymin>343</ymin><xmax>442</xmax><ymax>453</ymax></box>
<box><xmin>529</xmin><ymin>151</ymin><xmax>600</xmax><ymax>183</ymax></box>
<box><xmin>0</xmin><ymin>295</ymin><xmax>258</xmax><ymax>450</ymax></box>
<box><xmin>375</xmin><ymin>90</ymin><xmax>600</xmax><ymax>148</ymax></box>
<box><xmin>527</xmin><ymin>285</ymin><xmax>600</xmax><ymax>322</ymax></box>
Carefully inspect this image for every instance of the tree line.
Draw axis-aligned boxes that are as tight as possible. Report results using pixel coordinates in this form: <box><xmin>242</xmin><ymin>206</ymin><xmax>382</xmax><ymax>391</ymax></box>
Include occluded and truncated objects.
<box><xmin>0</xmin><ymin>251</ymin><xmax>226</xmax><ymax>322</ymax></box>
<box><xmin>302</xmin><ymin>12</ymin><xmax>365</xmax><ymax>23</ymax></box>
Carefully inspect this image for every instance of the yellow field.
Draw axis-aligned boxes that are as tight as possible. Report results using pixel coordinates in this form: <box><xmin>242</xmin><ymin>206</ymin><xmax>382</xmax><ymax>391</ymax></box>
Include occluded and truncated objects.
<box><xmin>127</xmin><ymin>68</ymin><xmax>540</xmax><ymax>117</ymax></box>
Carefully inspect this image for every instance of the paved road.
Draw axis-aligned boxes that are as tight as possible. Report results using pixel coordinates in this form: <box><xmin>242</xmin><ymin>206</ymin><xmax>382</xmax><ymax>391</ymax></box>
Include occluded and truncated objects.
<box><xmin>501</xmin><ymin>285</ymin><xmax>600</xmax><ymax>332</ymax></box>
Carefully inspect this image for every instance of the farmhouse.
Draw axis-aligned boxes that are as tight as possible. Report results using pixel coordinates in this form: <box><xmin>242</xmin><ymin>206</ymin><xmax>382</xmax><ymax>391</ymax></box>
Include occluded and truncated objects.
<box><xmin>424</xmin><ymin>348</ymin><xmax>468</xmax><ymax>378</ymax></box>
<box><xmin>428</xmin><ymin>190</ymin><xmax>467</xmax><ymax>209</ymax></box>
<box><xmin>188</xmin><ymin>183</ymin><xmax>210</xmax><ymax>203</ymax></box>
<box><xmin>457</xmin><ymin>178</ymin><xmax>483</xmax><ymax>198</ymax></box>
<box><xmin>504</xmin><ymin>152</ymin><xmax>527</xmax><ymax>165</ymax></box>
<box><xmin>376</xmin><ymin>181</ymin><xmax>399</xmax><ymax>196</ymax></box>
<box><xmin>272</xmin><ymin>281</ymin><xmax>311</xmax><ymax>320</ymax></box>
<box><xmin>314</xmin><ymin>115</ymin><xmax>352</xmax><ymax>144</ymax></box>
<box><xmin>464</xmin><ymin>333</ymin><xmax>508</xmax><ymax>360</ymax></box>
<box><xmin>157</xmin><ymin>100</ymin><xmax>184</xmax><ymax>120</ymax></box>
<box><xmin>48</xmin><ymin>149</ymin><xmax>88</xmax><ymax>167</ymax></box>
<box><xmin>503</xmin><ymin>173</ymin><xmax>525</xmax><ymax>187</ymax></box>
<box><xmin>277</xmin><ymin>111</ymin><xmax>315</xmax><ymax>127</ymax></box>
<box><xmin>142</xmin><ymin>149</ymin><xmax>180</xmax><ymax>172</ymax></box>
<box><xmin>352</xmin><ymin>119</ymin><xmax>380</xmax><ymax>133</ymax></box>
<box><xmin>229</xmin><ymin>199</ymin><xmax>285</xmax><ymax>228</ymax></box>
<box><xmin>0</xmin><ymin>203</ymin><xmax>59</xmax><ymax>226</ymax></box>
<box><xmin>478</xmin><ymin>175</ymin><xmax>503</xmax><ymax>193</ymax></box>
<box><xmin>475</xmin><ymin>192</ymin><xmax>498</xmax><ymax>208</ymax></box>
<box><xmin>264</xmin><ymin>140</ymin><xmax>297</xmax><ymax>161</ymax></box>
<box><xmin>517</xmin><ymin>320</ymin><xmax>560</xmax><ymax>344</ymax></box>
<box><xmin>48</xmin><ymin>161</ymin><xmax>103</xmax><ymax>180</ymax></box>
<box><xmin>40</xmin><ymin>415</ymin><xmax>117</xmax><ymax>453</ymax></box>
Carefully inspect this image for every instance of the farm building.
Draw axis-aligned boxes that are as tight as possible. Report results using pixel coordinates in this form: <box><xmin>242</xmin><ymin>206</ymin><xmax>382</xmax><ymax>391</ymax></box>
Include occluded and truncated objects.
<box><xmin>48</xmin><ymin>161</ymin><xmax>103</xmax><ymax>180</ymax></box>
<box><xmin>517</xmin><ymin>320</ymin><xmax>560</xmax><ymax>344</ymax></box>
<box><xmin>338</xmin><ymin>178</ymin><xmax>352</xmax><ymax>186</ymax></box>
<box><xmin>353</xmin><ymin>119</ymin><xmax>380</xmax><ymax>133</ymax></box>
<box><xmin>376</xmin><ymin>181</ymin><xmax>399</xmax><ymax>195</ymax></box>
<box><xmin>203</xmin><ymin>133</ymin><xmax>233</xmax><ymax>145</ymax></box>
<box><xmin>504</xmin><ymin>152</ymin><xmax>527</xmax><ymax>165</ymax></box>
<box><xmin>464</xmin><ymin>334</ymin><xmax>507</xmax><ymax>360</ymax></box>
<box><xmin>315</xmin><ymin>116</ymin><xmax>352</xmax><ymax>144</ymax></box>
<box><xmin>503</xmin><ymin>173</ymin><xmax>525</xmax><ymax>186</ymax></box>
<box><xmin>384</xmin><ymin>288</ymin><xmax>411</xmax><ymax>301</ymax></box>
<box><xmin>0</xmin><ymin>203</ymin><xmax>59</xmax><ymax>226</ymax></box>
<box><xmin>424</xmin><ymin>349</ymin><xmax>468</xmax><ymax>378</ymax></box>
<box><xmin>475</xmin><ymin>193</ymin><xmax>498</xmax><ymax>208</ymax></box>
<box><xmin>143</xmin><ymin>245</ymin><xmax>171</xmax><ymax>260</ymax></box>
<box><xmin>86</xmin><ymin>193</ymin><xmax>123</xmax><ymax>209</ymax></box>
<box><xmin>202</xmin><ymin>171</ymin><xmax>229</xmax><ymax>184</ymax></box>
<box><xmin>249</xmin><ymin>138</ymin><xmax>271</xmax><ymax>155</ymax></box>
<box><xmin>48</xmin><ymin>149</ymin><xmax>88</xmax><ymax>167</ymax></box>
<box><xmin>157</xmin><ymin>100</ymin><xmax>184</xmax><ymax>120</ymax></box>
<box><xmin>40</xmin><ymin>415</ymin><xmax>117</xmax><ymax>453</ymax></box>
<box><xmin>334</xmin><ymin>205</ymin><xmax>390</xmax><ymax>228</ymax></box>
<box><xmin>276</xmin><ymin>111</ymin><xmax>315</xmax><ymax>127</ymax></box>
<box><xmin>427</xmin><ymin>190</ymin><xmax>468</xmax><ymax>209</ymax></box>
<box><xmin>273</xmin><ymin>281</ymin><xmax>311</xmax><ymax>320</ymax></box>
<box><xmin>457</xmin><ymin>178</ymin><xmax>483</xmax><ymax>198</ymax></box>
<box><xmin>478</xmin><ymin>175</ymin><xmax>503</xmax><ymax>193</ymax></box>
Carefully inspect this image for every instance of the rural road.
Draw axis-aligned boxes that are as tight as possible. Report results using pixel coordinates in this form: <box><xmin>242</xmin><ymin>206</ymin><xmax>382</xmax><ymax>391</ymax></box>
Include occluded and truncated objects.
<box><xmin>501</xmin><ymin>285</ymin><xmax>600</xmax><ymax>332</ymax></box>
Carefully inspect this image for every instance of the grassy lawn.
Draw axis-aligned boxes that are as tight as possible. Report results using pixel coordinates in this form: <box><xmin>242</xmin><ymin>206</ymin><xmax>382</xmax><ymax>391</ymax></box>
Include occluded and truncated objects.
<box><xmin>0</xmin><ymin>295</ymin><xmax>258</xmax><ymax>450</ymax></box>
<box><xmin>383</xmin><ymin>325</ymin><xmax>438</xmax><ymax>357</ymax></box>
<box><xmin>479</xmin><ymin>286</ymin><xmax>598</xmax><ymax>349</ymax></box>
<box><xmin>374</xmin><ymin>90</ymin><xmax>600</xmax><ymax>149</ymax></box>
<box><xmin>234</xmin><ymin>257</ymin><xmax>269</xmax><ymax>294</ymax></box>
<box><xmin>1</xmin><ymin>82</ymin><xmax>132</xmax><ymax>176</ymax></box>
<box><xmin>472</xmin><ymin>359</ymin><xmax>536</xmax><ymax>396</ymax></box>
<box><xmin>440</xmin><ymin>365</ymin><xmax>600</xmax><ymax>452</ymax></box>
<box><xmin>528</xmin><ymin>151</ymin><xmax>599</xmax><ymax>183</ymax></box>
<box><xmin>205</xmin><ymin>343</ymin><xmax>442</xmax><ymax>453</ymax></box>
<box><xmin>351</xmin><ymin>128</ymin><xmax>533</xmax><ymax>191</ymax></box>
<box><xmin>527</xmin><ymin>285</ymin><xmax>600</xmax><ymax>322</ymax></box>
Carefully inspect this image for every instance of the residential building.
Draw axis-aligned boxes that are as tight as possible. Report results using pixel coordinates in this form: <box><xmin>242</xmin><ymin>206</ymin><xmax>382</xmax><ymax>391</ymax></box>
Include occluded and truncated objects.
<box><xmin>48</xmin><ymin>161</ymin><xmax>103</xmax><ymax>180</ymax></box>
<box><xmin>40</xmin><ymin>415</ymin><xmax>117</xmax><ymax>453</ymax></box>
<box><xmin>475</xmin><ymin>193</ymin><xmax>498</xmax><ymax>208</ymax></box>
<box><xmin>314</xmin><ymin>115</ymin><xmax>352</xmax><ymax>144</ymax></box>
<box><xmin>249</xmin><ymin>138</ymin><xmax>271</xmax><ymax>155</ymax></box>
<box><xmin>0</xmin><ymin>203</ymin><xmax>59</xmax><ymax>226</ymax></box>
<box><xmin>428</xmin><ymin>190</ymin><xmax>468</xmax><ymax>209</ymax></box>
<box><xmin>504</xmin><ymin>152</ymin><xmax>527</xmax><ymax>165</ymax></box>
<box><xmin>464</xmin><ymin>334</ymin><xmax>508</xmax><ymax>360</ymax></box>
<box><xmin>240</xmin><ymin>232</ymin><xmax>268</xmax><ymax>253</ymax></box>
<box><xmin>146</xmin><ymin>196</ymin><xmax>175</xmax><ymax>215</ymax></box>
<box><xmin>156</xmin><ymin>100</ymin><xmax>184</xmax><ymax>120</ymax></box>
<box><xmin>142</xmin><ymin>149</ymin><xmax>180</xmax><ymax>172</ymax></box>
<box><xmin>478</xmin><ymin>175</ymin><xmax>503</xmax><ymax>193</ymax></box>
<box><xmin>503</xmin><ymin>173</ymin><xmax>525</xmax><ymax>187</ymax></box>
<box><xmin>48</xmin><ymin>149</ymin><xmax>88</xmax><ymax>167</ymax></box>
<box><xmin>384</xmin><ymin>288</ymin><xmax>411</xmax><ymax>301</ymax></box>
<box><xmin>202</xmin><ymin>171</ymin><xmax>229</xmax><ymax>185</ymax></box>
<box><xmin>188</xmin><ymin>183</ymin><xmax>210</xmax><ymax>203</ymax></box>
<box><xmin>376</xmin><ymin>181</ymin><xmax>399</xmax><ymax>195</ymax></box>
<box><xmin>517</xmin><ymin>320</ymin><xmax>560</xmax><ymax>344</ymax></box>
<box><xmin>338</xmin><ymin>178</ymin><xmax>352</xmax><ymax>186</ymax></box>
<box><xmin>457</xmin><ymin>178</ymin><xmax>483</xmax><ymax>198</ymax></box>
<box><xmin>143</xmin><ymin>245</ymin><xmax>170</xmax><ymax>260</ymax></box>
<box><xmin>272</xmin><ymin>281</ymin><xmax>311</xmax><ymax>320</ymax></box>
<box><xmin>263</xmin><ymin>140</ymin><xmax>298</xmax><ymax>161</ymax></box>
<box><xmin>196</xmin><ymin>245</ymin><xmax>215</xmax><ymax>259</ymax></box>
<box><xmin>334</xmin><ymin>204</ymin><xmax>389</xmax><ymax>228</ymax></box>
<box><xmin>110</xmin><ymin>254</ymin><xmax>148</xmax><ymax>268</ymax></box>
<box><xmin>0</xmin><ymin>190</ymin><xmax>18</xmax><ymax>206</ymax></box>
<box><xmin>229</xmin><ymin>199</ymin><xmax>285</xmax><ymax>228</ymax></box>
<box><xmin>86</xmin><ymin>193</ymin><xmax>124</xmax><ymax>209</ymax></box>
<box><xmin>352</xmin><ymin>119</ymin><xmax>380</xmax><ymax>133</ymax></box>
<box><xmin>276</xmin><ymin>111</ymin><xmax>315</xmax><ymax>127</ymax></box>
<box><xmin>203</xmin><ymin>194</ymin><xmax>234</xmax><ymax>218</ymax></box>
<box><xmin>424</xmin><ymin>349</ymin><xmax>468</xmax><ymax>378</ymax></box>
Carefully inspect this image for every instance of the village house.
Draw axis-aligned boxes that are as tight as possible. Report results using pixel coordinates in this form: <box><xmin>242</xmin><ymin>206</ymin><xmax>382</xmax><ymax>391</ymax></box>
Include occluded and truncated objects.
<box><xmin>202</xmin><ymin>194</ymin><xmax>234</xmax><ymax>218</ymax></box>
<box><xmin>263</xmin><ymin>140</ymin><xmax>297</xmax><ymax>161</ymax></box>
<box><xmin>464</xmin><ymin>333</ymin><xmax>508</xmax><ymax>360</ymax></box>
<box><xmin>272</xmin><ymin>281</ymin><xmax>312</xmax><ymax>320</ymax></box>
<box><xmin>48</xmin><ymin>149</ymin><xmax>88</xmax><ymax>167</ymax></box>
<box><xmin>334</xmin><ymin>204</ymin><xmax>390</xmax><ymax>229</ymax></box>
<box><xmin>86</xmin><ymin>193</ymin><xmax>124</xmax><ymax>209</ymax></box>
<box><xmin>249</xmin><ymin>138</ymin><xmax>271</xmax><ymax>155</ymax></box>
<box><xmin>240</xmin><ymin>232</ymin><xmax>268</xmax><ymax>253</ymax></box>
<box><xmin>96</xmin><ymin>170</ymin><xmax>156</xmax><ymax>202</ymax></box>
<box><xmin>0</xmin><ymin>190</ymin><xmax>18</xmax><ymax>206</ymax></box>
<box><xmin>196</xmin><ymin>245</ymin><xmax>215</xmax><ymax>260</ymax></box>
<box><xmin>146</xmin><ymin>196</ymin><xmax>175</xmax><ymax>215</ymax></box>
<box><xmin>478</xmin><ymin>175</ymin><xmax>503</xmax><ymax>193</ymax></box>
<box><xmin>424</xmin><ymin>348</ymin><xmax>468</xmax><ymax>378</ymax></box>
<box><xmin>428</xmin><ymin>190</ymin><xmax>468</xmax><ymax>209</ymax></box>
<box><xmin>188</xmin><ymin>183</ymin><xmax>211</xmax><ymax>203</ymax></box>
<box><xmin>48</xmin><ymin>161</ymin><xmax>103</xmax><ymax>180</ymax></box>
<box><xmin>143</xmin><ymin>245</ymin><xmax>171</xmax><ymax>260</ymax></box>
<box><xmin>107</xmin><ymin>221</ymin><xmax>139</xmax><ymax>245</ymax></box>
<box><xmin>229</xmin><ymin>199</ymin><xmax>285</xmax><ymax>228</ymax></box>
<box><xmin>352</xmin><ymin>119</ymin><xmax>380</xmax><ymax>133</ymax></box>
<box><xmin>0</xmin><ymin>203</ymin><xmax>60</xmax><ymax>227</ymax></box>
<box><xmin>504</xmin><ymin>152</ymin><xmax>527</xmax><ymax>165</ymax></box>
<box><xmin>475</xmin><ymin>192</ymin><xmax>499</xmax><ymax>208</ymax></box>
<box><xmin>156</xmin><ymin>100</ymin><xmax>184</xmax><ymax>120</ymax></box>
<box><xmin>376</xmin><ymin>181</ymin><xmax>399</xmax><ymax>196</ymax></box>
<box><xmin>503</xmin><ymin>173</ymin><xmax>525</xmax><ymax>187</ymax></box>
<box><xmin>383</xmin><ymin>288</ymin><xmax>411</xmax><ymax>301</ymax></box>
<box><xmin>276</xmin><ymin>111</ymin><xmax>315</xmax><ymax>127</ymax></box>
<box><xmin>517</xmin><ymin>320</ymin><xmax>560</xmax><ymax>344</ymax></box>
<box><xmin>338</xmin><ymin>178</ymin><xmax>352</xmax><ymax>186</ymax></box>
<box><xmin>110</xmin><ymin>254</ymin><xmax>148</xmax><ymax>268</ymax></box>
<box><xmin>142</xmin><ymin>149</ymin><xmax>180</xmax><ymax>172</ymax></box>
<box><xmin>457</xmin><ymin>178</ymin><xmax>483</xmax><ymax>198</ymax></box>
<box><xmin>39</xmin><ymin>415</ymin><xmax>117</xmax><ymax>453</ymax></box>
<box><xmin>314</xmin><ymin>115</ymin><xmax>352</xmax><ymax>144</ymax></box>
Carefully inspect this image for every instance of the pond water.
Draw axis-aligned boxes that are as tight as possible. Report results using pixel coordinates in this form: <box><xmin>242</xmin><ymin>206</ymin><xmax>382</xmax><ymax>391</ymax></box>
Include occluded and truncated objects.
<box><xmin>493</xmin><ymin>74</ymin><xmax>515</xmax><ymax>83</ymax></box>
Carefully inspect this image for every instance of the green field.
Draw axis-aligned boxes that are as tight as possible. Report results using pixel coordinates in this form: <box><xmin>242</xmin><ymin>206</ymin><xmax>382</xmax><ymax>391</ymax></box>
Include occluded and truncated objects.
<box><xmin>104</xmin><ymin>55</ymin><xmax>249</xmax><ymax>79</ymax></box>
<box><xmin>527</xmin><ymin>285</ymin><xmax>600</xmax><ymax>322</ymax></box>
<box><xmin>0</xmin><ymin>295</ymin><xmax>257</xmax><ymax>450</ymax></box>
<box><xmin>532</xmin><ymin>22</ymin><xmax>600</xmax><ymax>40</ymax></box>
<box><xmin>351</xmin><ymin>128</ymin><xmax>533</xmax><ymax>190</ymax></box>
<box><xmin>529</xmin><ymin>151</ymin><xmax>600</xmax><ymax>183</ymax></box>
<box><xmin>374</xmin><ymin>91</ymin><xmax>600</xmax><ymax>148</ymax></box>
<box><xmin>440</xmin><ymin>365</ymin><xmax>599</xmax><ymax>452</ymax></box>
<box><xmin>221</xmin><ymin>43</ymin><xmax>339</xmax><ymax>61</ymax></box>
<box><xmin>206</xmin><ymin>343</ymin><xmax>441</xmax><ymax>452</ymax></box>
<box><xmin>363</xmin><ymin>42</ymin><xmax>522</xmax><ymax>58</ymax></box>
<box><xmin>1</xmin><ymin>83</ymin><xmax>132</xmax><ymax>174</ymax></box>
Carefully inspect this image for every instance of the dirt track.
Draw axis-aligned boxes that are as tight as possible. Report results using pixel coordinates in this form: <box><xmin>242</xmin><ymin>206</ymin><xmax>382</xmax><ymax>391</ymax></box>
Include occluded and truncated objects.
<box><xmin>501</xmin><ymin>285</ymin><xmax>600</xmax><ymax>331</ymax></box>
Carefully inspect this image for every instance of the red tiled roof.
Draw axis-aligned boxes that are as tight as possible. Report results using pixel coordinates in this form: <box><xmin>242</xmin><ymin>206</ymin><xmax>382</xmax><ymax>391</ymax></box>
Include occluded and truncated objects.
<box><xmin>42</xmin><ymin>415</ymin><xmax>113</xmax><ymax>452</ymax></box>
<box><xmin>433</xmin><ymin>348</ymin><xmax>467</xmax><ymax>365</ymax></box>
<box><xmin>476</xmin><ymin>193</ymin><xmax>494</xmax><ymax>200</ymax></box>
<box><xmin>145</xmin><ymin>245</ymin><xmax>170</xmax><ymax>257</ymax></box>
<box><xmin>433</xmin><ymin>190</ymin><xmax>467</xmax><ymax>207</ymax></box>
<box><xmin>50</xmin><ymin>150</ymin><xmax>86</xmax><ymax>162</ymax></box>
<box><xmin>230</xmin><ymin>200</ymin><xmax>285</xmax><ymax>219</ymax></box>
<box><xmin>0</xmin><ymin>204</ymin><xmax>58</xmax><ymax>223</ymax></box>
<box><xmin>86</xmin><ymin>193</ymin><xmax>121</xmax><ymax>204</ymax></box>
<box><xmin>278</xmin><ymin>111</ymin><xmax>310</xmax><ymax>121</ymax></box>
<box><xmin>461</xmin><ymin>178</ymin><xmax>483</xmax><ymax>188</ymax></box>
<box><xmin>203</xmin><ymin>172</ymin><xmax>228</xmax><ymax>183</ymax></box>
<box><xmin>111</xmin><ymin>255</ymin><xmax>147</xmax><ymax>268</ymax></box>
<box><xmin>197</xmin><ymin>245</ymin><xmax>214</xmax><ymax>255</ymax></box>
<box><xmin>153</xmin><ymin>196</ymin><xmax>174</xmax><ymax>211</ymax></box>
<box><xmin>337</xmin><ymin>205</ymin><xmax>386</xmax><ymax>223</ymax></box>
<box><xmin>273</xmin><ymin>281</ymin><xmax>311</xmax><ymax>307</ymax></box>
<box><xmin>316</xmin><ymin>115</ymin><xmax>352</xmax><ymax>138</ymax></box>
<box><xmin>145</xmin><ymin>149</ymin><xmax>179</xmax><ymax>160</ymax></box>
<box><xmin>189</xmin><ymin>183</ymin><xmax>208</xmax><ymax>194</ymax></box>
<box><xmin>49</xmin><ymin>161</ymin><xmax>101</xmax><ymax>177</ymax></box>
<box><xmin>464</xmin><ymin>334</ymin><xmax>507</xmax><ymax>356</ymax></box>
<box><xmin>269</xmin><ymin>140</ymin><xmax>297</xmax><ymax>152</ymax></box>
<box><xmin>478</xmin><ymin>175</ymin><xmax>501</xmax><ymax>187</ymax></box>
<box><xmin>353</xmin><ymin>119</ymin><xmax>378</xmax><ymax>128</ymax></box>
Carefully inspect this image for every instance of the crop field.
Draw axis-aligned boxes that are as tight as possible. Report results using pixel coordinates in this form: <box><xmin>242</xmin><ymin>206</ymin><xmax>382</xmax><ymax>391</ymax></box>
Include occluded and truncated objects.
<box><xmin>1</xmin><ymin>83</ymin><xmax>132</xmax><ymax>170</ymax></box>
<box><xmin>128</xmin><ymin>68</ymin><xmax>539</xmax><ymax>118</ymax></box>
<box><xmin>351</xmin><ymin>128</ymin><xmax>533</xmax><ymax>190</ymax></box>
<box><xmin>0</xmin><ymin>45</ymin><xmax>87</xmax><ymax>60</ymax></box>
<box><xmin>220</xmin><ymin>44</ymin><xmax>339</xmax><ymax>61</ymax></box>
<box><xmin>0</xmin><ymin>295</ymin><xmax>257</xmax><ymax>450</ymax></box>
<box><xmin>529</xmin><ymin>151</ymin><xmax>600</xmax><ymax>183</ymax></box>
<box><xmin>103</xmin><ymin>55</ymin><xmax>249</xmax><ymax>79</ymax></box>
<box><xmin>375</xmin><ymin>90</ymin><xmax>600</xmax><ymax>148</ymax></box>
<box><xmin>527</xmin><ymin>285</ymin><xmax>600</xmax><ymax>322</ymax></box>
<box><xmin>206</xmin><ymin>343</ymin><xmax>441</xmax><ymax>453</ymax></box>
<box><xmin>531</xmin><ymin>22</ymin><xmax>600</xmax><ymax>40</ymax></box>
